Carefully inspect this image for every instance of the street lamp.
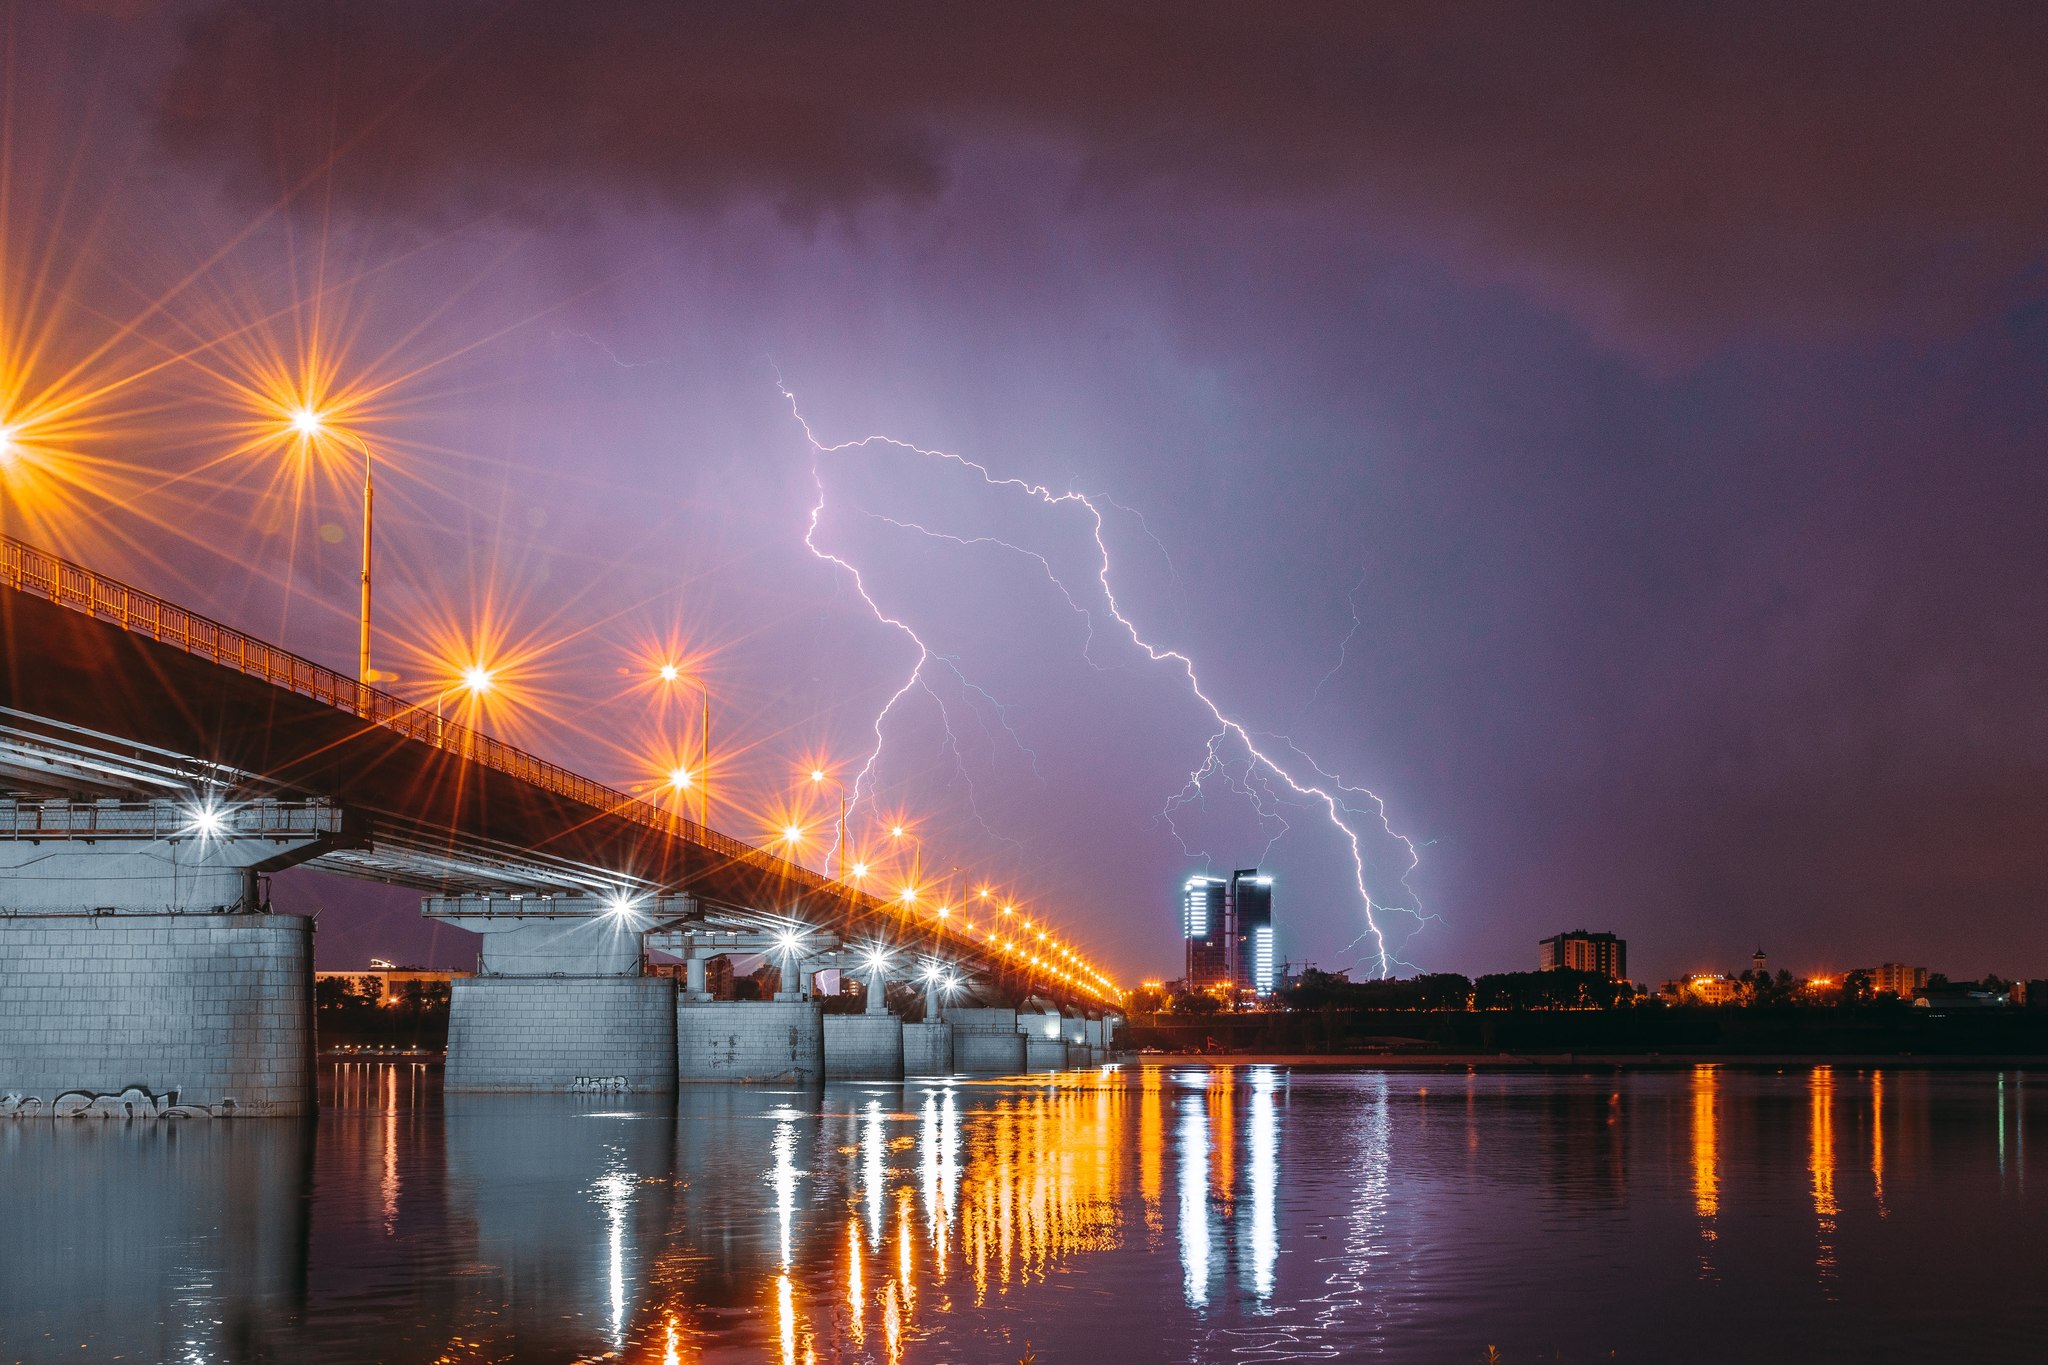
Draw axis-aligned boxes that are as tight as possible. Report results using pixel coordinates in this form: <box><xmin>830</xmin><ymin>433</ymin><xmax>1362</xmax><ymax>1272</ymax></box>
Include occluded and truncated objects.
<box><xmin>805</xmin><ymin>766</ymin><xmax>850</xmax><ymax>882</ymax></box>
<box><xmin>288</xmin><ymin>407</ymin><xmax>380</xmax><ymax>685</ymax></box>
<box><xmin>430</xmin><ymin>666</ymin><xmax>493</xmax><ymax>745</ymax></box>
<box><xmin>657</xmin><ymin>663</ymin><xmax>712</xmax><ymax>828</ymax></box>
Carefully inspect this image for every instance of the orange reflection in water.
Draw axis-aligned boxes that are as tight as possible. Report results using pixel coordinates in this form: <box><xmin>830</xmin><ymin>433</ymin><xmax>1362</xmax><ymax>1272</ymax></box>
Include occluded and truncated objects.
<box><xmin>634</xmin><ymin>1069</ymin><xmax>1230</xmax><ymax>1360</ymax></box>
<box><xmin>1810</xmin><ymin>1067</ymin><xmax>1838</xmax><ymax>1289</ymax></box>
<box><xmin>1140</xmin><ymin>1067</ymin><xmax>1164</xmax><ymax>1229</ymax></box>
<box><xmin>1691</xmin><ymin>1067</ymin><xmax>1719</xmax><ymax>1223</ymax></box>
<box><xmin>1690</xmin><ymin>1065</ymin><xmax>1719</xmax><ymax>1281</ymax></box>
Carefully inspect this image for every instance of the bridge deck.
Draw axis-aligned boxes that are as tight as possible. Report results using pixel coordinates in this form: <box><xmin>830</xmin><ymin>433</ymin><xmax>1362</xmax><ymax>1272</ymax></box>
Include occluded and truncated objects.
<box><xmin>0</xmin><ymin>534</ymin><xmax>1107</xmax><ymax>1008</ymax></box>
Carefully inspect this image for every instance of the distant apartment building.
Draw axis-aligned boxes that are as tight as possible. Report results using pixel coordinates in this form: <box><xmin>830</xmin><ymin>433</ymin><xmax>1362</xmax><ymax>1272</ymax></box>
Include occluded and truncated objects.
<box><xmin>1666</xmin><ymin>973</ymin><xmax>1741</xmax><ymax>1006</ymax></box>
<box><xmin>1181</xmin><ymin>869</ymin><xmax>1278</xmax><ymax>996</ymax></box>
<box><xmin>1865</xmin><ymin>963</ymin><xmax>1928</xmax><ymax>998</ymax></box>
<box><xmin>1538</xmin><ymin>930</ymin><xmax>1627</xmax><ymax>982</ymax></box>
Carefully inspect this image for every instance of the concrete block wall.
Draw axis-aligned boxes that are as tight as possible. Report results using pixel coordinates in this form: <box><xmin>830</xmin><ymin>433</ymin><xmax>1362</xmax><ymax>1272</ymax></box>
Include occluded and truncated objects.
<box><xmin>1025</xmin><ymin>1036</ymin><xmax>1069</xmax><ymax>1071</ymax></box>
<box><xmin>954</xmin><ymin>1029</ymin><xmax>1027</xmax><ymax>1074</ymax></box>
<box><xmin>0</xmin><ymin>913</ymin><xmax>312</xmax><ymax>1117</ymax></box>
<box><xmin>946</xmin><ymin>1007</ymin><xmax>1019</xmax><ymax>1034</ymax></box>
<box><xmin>823</xmin><ymin>1013</ymin><xmax>903</xmax><ymax>1079</ymax></box>
<box><xmin>902</xmin><ymin>1021</ymin><xmax>953</xmax><ymax>1076</ymax></box>
<box><xmin>677</xmin><ymin>1000</ymin><xmax>824</xmax><ymax>1084</ymax></box>
<box><xmin>446</xmin><ymin>976</ymin><xmax>677</xmax><ymax>1093</ymax></box>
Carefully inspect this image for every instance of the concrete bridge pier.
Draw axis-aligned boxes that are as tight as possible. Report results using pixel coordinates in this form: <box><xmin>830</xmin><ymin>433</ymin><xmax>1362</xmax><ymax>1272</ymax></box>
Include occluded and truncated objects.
<box><xmin>0</xmin><ymin>798</ymin><xmax>345</xmax><ymax>1118</ymax></box>
<box><xmin>949</xmin><ymin>1007</ymin><xmax>1028</xmax><ymax>1074</ymax></box>
<box><xmin>901</xmin><ymin>973</ymin><xmax>953</xmax><ymax>1076</ymax></box>
<box><xmin>821</xmin><ymin>960</ymin><xmax>903</xmax><ymax>1080</ymax></box>
<box><xmin>657</xmin><ymin>930</ymin><xmax>833</xmax><ymax>1085</ymax></box>
<box><xmin>429</xmin><ymin>894</ymin><xmax>685</xmax><ymax>1094</ymax></box>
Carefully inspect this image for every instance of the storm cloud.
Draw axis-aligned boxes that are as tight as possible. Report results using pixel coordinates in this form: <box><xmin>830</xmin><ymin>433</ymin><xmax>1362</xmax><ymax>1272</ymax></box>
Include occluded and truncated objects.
<box><xmin>158</xmin><ymin>1</ymin><xmax>2048</xmax><ymax>353</ymax></box>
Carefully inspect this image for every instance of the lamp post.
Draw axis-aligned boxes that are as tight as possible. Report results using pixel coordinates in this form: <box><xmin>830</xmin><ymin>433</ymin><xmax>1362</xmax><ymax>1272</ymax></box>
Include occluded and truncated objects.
<box><xmin>430</xmin><ymin>666</ymin><xmax>493</xmax><ymax>747</ymax></box>
<box><xmin>806</xmin><ymin>768</ymin><xmax>849</xmax><ymax>883</ymax></box>
<box><xmin>287</xmin><ymin>409</ymin><xmax>379</xmax><ymax>686</ymax></box>
<box><xmin>659</xmin><ymin>664</ymin><xmax>712</xmax><ymax>828</ymax></box>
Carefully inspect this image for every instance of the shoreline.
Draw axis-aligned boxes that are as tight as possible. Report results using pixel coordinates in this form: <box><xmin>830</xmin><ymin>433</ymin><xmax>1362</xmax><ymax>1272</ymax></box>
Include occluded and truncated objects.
<box><xmin>1130</xmin><ymin>1051</ymin><xmax>2048</xmax><ymax>1070</ymax></box>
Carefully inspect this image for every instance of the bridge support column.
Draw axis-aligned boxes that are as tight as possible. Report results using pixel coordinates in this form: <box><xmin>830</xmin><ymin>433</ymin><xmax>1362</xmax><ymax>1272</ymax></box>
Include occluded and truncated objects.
<box><xmin>902</xmin><ymin>1021</ymin><xmax>954</xmax><ymax>1076</ymax></box>
<box><xmin>0</xmin><ymin>799</ymin><xmax>344</xmax><ymax>1118</ymax></box>
<box><xmin>823</xmin><ymin>1012</ymin><xmax>904</xmax><ymax>1080</ymax></box>
<box><xmin>676</xmin><ymin>999</ymin><xmax>824</xmax><ymax>1084</ymax></box>
<box><xmin>949</xmin><ymin>1008</ymin><xmax>1028</xmax><ymax>1075</ymax></box>
<box><xmin>0</xmin><ymin>912</ymin><xmax>314</xmax><ymax>1117</ymax></box>
<box><xmin>428</xmin><ymin>895</ymin><xmax>684</xmax><ymax>1094</ymax></box>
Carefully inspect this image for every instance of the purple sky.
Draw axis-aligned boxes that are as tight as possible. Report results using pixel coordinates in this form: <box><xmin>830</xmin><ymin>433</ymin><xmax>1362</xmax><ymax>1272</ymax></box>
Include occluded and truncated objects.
<box><xmin>7</xmin><ymin>3</ymin><xmax>2046</xmax><ymax>984</ymax></box>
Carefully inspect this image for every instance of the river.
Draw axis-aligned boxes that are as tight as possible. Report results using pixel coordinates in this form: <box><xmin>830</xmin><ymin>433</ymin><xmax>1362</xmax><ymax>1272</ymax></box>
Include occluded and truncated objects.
<box><xmin>2</xmin><ymin>1063</ymin><xmax>2041</xmax><ymax>1362</ymax></box>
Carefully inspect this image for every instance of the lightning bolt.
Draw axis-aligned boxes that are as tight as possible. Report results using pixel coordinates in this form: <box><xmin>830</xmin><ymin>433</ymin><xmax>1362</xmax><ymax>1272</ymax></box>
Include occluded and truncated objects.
<box><xmin>781</xmin><ymin>385</ymin><xmax>1425</xmax><ymax>977</ymax></box>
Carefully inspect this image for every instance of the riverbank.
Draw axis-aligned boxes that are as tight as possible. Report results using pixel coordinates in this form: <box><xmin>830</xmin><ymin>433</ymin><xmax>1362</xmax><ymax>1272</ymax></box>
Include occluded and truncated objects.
<box><xmin>1132</xmin><ymin>1050</ymin><xmax>2048</xmax><ymax>1070</ymax></box>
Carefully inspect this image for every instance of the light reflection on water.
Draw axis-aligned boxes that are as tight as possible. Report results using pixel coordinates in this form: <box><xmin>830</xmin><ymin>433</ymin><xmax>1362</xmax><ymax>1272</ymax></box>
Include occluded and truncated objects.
<box><xmin>5</xmin><ymin>1064</ymin><xmax>2048</xmax><ymax>1362</ymax></box>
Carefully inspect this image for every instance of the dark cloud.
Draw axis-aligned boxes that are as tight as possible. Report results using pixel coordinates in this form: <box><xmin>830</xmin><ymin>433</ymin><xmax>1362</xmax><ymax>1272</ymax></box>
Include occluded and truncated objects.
<box><xmin>157</xmin><ymin>1</ymin><xmax>2048</xmax><ymax>352</ymax></box>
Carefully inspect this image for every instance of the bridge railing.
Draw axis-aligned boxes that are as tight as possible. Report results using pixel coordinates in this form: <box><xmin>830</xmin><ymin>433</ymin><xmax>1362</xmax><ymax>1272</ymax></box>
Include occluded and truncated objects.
<box><xmin>0</xmin><ymin>533</ymin><xmax>840</xmax><ymax>899</ymax></box>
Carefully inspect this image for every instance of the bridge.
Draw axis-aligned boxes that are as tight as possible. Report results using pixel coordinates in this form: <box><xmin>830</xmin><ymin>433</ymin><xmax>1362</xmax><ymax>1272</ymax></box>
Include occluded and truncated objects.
<box><xmin>0</xmin><ymin>533</ymin><xmax>1120</xmax><ymax>1117</ymax></box>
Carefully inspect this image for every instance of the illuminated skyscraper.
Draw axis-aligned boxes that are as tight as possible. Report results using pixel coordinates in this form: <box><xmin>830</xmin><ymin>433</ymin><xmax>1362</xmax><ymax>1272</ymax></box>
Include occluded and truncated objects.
<box><xmin>1230</xmin><ymin>869</ymin><xmax>1275</xmax><ymax>996</ymax></box>
<box><xmin>1182</xmin><ymin>869</ymin><xmax>1276</xmax><ymax>996</ymax></box>
<box><xmin>1183</xmin><ymin>876</ymin><xmax>1229</xmax><ymax>988</ymax></box>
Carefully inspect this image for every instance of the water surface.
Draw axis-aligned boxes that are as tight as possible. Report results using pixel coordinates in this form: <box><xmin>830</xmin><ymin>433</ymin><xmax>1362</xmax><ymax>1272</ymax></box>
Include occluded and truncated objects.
<box><xmin>3</xmin><ymin>1063</ymin><xmax>2043</xmax><ymax>1362</ymax></box>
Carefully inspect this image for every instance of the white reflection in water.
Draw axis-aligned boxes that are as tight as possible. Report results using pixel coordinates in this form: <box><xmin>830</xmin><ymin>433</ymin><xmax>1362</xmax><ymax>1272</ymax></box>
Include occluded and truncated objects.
<box><xmin>865</xmin><ymin>1097</ymin><xmax>887</xmax><ymax>1248</ymax></box>
<box><xmin>1179</xmin><ymin>1089</ymin><xmax>1211</xmax><ymax>1307</ymax></box>
<box><xmin>1249</xmin><ymin>1068</ymin><xmax>1278</xmax><ymax>1301</ymax></box>
<box><xmin>592</xmin><ymin>1160</ymin><xmax>632</xmax><ymax>1348</ymax></box>
<box><xmin>770</xmin><ymin>1117</ymin><xmax>799</xmax><ymax>1269</ymax></box>
<box><xmin>1305</xmin><ymin>1072</ymin><xmax>1390</xmax><ymax>1340</ymax></box>
<box><xmin>941</xmin><ymin>1086</ymin><xmax>960</xmax><ymax>1217</ymax></box>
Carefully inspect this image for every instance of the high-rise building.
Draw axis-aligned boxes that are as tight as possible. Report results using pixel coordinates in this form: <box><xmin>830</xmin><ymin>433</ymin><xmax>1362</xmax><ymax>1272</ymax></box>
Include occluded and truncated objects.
<box><xmin>1230</xmin><ymin>869</ymin><xmax>1276</xmax><ymax>996</ymax></box>
<box><xmin>1182</xmin><ymin>869</ymin><xmax>1277</xmax><ymax>996</ymax></box>
<box><xmin>1183</xmin><ymin>876</ymin><xmax>1229</xmax><ymax>988</ymax></box>
<box><xmin>1538</xmin><ymin>930</ymin><xmax>1627</xmax><ymax>982</ymax></box>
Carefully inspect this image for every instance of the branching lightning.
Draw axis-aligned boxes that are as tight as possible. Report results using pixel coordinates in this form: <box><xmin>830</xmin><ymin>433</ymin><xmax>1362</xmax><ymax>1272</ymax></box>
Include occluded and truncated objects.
<box><xmin>781</xmin><ymin>385</ymin><xmax>1425</xmax><ymax>977</ymax></box>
